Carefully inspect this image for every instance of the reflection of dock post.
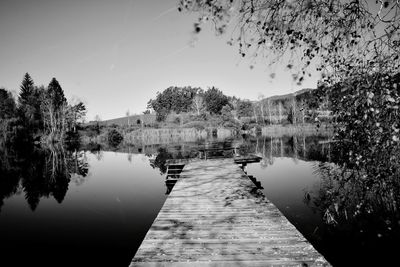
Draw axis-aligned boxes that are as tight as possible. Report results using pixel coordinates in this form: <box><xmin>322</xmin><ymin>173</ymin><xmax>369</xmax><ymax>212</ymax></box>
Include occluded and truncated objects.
<box><xmin>234</xmin><ymin>155</ymin><xmax>262</xmax><ymax>174</ymax></box>
<box><xmin>247</xmin><ymin>175</ymin><xmax>264</xmax><ymax>189</ymax></box>
<box><xmin>240</xmin><ymin>162</ymin><xmax>247</xmax><ymax>173</ymax></box>
<box><xmin>328</xmin><ymin>142</ymin><xmax>331</xmax><ymax>162</ymax></box>
<box><xmin>262</xmin><ymin>138</ymin><xmax>266</xmax><ymax>158</ymax></box>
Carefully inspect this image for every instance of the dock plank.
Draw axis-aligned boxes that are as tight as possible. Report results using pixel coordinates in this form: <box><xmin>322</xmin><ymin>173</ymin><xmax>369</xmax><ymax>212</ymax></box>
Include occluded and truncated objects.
<box><xmin>131</xmin><ymin>159</ymin><xmax>330</xmax><ymax>266</ymax></box>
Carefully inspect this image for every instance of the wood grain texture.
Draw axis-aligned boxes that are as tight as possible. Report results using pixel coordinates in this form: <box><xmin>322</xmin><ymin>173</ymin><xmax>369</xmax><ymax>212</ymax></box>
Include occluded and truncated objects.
<box><xmin>131</xmin><ymin>159</ymin><xmax>330</xmax><ymax>267</ymax></box>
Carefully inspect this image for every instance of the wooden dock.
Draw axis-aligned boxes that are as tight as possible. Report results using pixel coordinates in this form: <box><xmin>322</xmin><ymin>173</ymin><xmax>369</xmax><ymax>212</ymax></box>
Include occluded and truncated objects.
<box><xmin>131</xmin><ymin>159</ymin><xmax>330</xmax><ymax>266</ymax></box>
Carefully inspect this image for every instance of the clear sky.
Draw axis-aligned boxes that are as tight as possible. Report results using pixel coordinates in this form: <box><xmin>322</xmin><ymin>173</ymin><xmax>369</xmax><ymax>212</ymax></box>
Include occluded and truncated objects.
<box><xmin>0</xmin><ymin>0</ymin><xmax>319</xmax><ymax>120</ymax></box>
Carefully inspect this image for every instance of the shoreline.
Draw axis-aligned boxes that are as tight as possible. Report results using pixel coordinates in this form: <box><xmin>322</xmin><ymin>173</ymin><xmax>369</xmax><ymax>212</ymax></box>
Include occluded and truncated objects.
<box><xmin>80</xmin><ymin>123</ymin><xmax>333</xmax><ymax>147</ymax></box>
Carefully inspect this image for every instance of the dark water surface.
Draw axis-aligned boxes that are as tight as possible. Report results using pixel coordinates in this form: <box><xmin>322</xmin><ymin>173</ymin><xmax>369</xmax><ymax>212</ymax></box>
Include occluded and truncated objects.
<box><xmin>0</xmin><ymin>135</ymin><xmax>399</xmax><ymax>266</ymax></box>
<box><xmin>0</xmin><ymin>148</ymin><xmax>166</xmax><ymax>266</ymax></box>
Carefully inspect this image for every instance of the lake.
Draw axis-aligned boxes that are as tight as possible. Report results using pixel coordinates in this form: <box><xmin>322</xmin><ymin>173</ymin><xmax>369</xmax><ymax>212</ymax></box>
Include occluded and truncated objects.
<box><xmin>0</xmin><ymin>134</ymin><xmax>399</xmax><ymax>266</ymax></box>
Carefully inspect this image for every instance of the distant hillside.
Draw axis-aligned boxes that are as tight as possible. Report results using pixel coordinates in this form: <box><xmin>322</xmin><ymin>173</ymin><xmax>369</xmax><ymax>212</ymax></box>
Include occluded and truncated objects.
<box><xmin>263</xmin><ymin>88</ymin><xmax>315</xmax><ymax>103</ymax></box>
<box><xmin>93</xmin><ymin>114</ymin><xmax>157</xmax><ymax>127</ymax></box>
<box><xmin>90</xmin><ymin>88</ymin><xmax>317</xmax><ymax>126</ymax></box>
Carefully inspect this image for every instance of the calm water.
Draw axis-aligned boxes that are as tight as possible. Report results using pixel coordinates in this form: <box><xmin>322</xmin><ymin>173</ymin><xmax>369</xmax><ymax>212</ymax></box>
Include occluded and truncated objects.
<box><xmin>0</xmin><ymin>135</ymin><xmax>399</xmax><ymax>266</ymax></box>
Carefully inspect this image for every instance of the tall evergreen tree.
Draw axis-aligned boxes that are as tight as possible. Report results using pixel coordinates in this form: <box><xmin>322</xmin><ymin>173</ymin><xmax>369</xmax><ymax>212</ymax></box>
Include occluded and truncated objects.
<box><xmin>0</xmin><ymin>88</ymin><xmax>16</xmax><ymax>120</ymax></box>
<box><xmin>47</xmin><ymin>78</ymin><xmax>66</xmax><ymax>110</ymax></box>
<box><xmin>17</xmin><ymin>73</ymin><xmax>43</xmax><ymax>132</ymax></box>
<box><xmin>18</xmin><ymin>73</ymin><xmax>34</xmax><ymax>106</ymax></box>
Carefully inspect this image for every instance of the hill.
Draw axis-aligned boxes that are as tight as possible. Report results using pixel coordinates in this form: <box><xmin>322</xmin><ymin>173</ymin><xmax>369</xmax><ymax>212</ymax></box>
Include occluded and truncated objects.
<box><xmin>90</xmin><ymin>88</ymin><xmax>317</xmax><ymax>126</ymax></box>
<box><xmin>262</xmin><ymin>88</ymin><xmax>315</xmax><ymax>103</ymax></box>
<box><xmin>89</xmin><ymin>114</ymin><xmax>157</xmax><ymax>127</ymax></box>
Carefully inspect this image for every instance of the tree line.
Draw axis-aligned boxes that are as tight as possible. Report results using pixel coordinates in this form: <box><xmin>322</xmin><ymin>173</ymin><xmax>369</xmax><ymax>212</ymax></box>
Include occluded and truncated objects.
<box><xmin>146</xmin><ymin>85</ymin><xmax>329</xmax><ymax>125</ymax></box>
<box><xmin>147</xmin><ymin>86</ymin><xmax>229</xmax><ymax>121</ymax></box>
<box><xmin>0</xmin><ymin>73</ymin><xmax>86</xmax><ymax>144</ymax></box>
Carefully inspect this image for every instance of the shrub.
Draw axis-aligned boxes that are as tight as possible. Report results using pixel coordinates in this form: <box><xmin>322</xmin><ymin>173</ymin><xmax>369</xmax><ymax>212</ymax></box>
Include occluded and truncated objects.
<box><xmin>188</xmin><ymin>113</ymin><xmax>207</xmax><ymax>122</ymax></box>
<box><xmin>241</xmin><ymin>122</ymin><xmax>250</xmax><ymax>131</ymax></box>
<box><xmin>239</xmin><ymin>116</ymin><xmax>252</xmax><ymax>124</ymax></box>
<box><xmin>222</xmin><ymin>120</ymin><xmax>240</xmax><ymax>129</ymax></box>
<box><xmin>198</xmin><ymin>113</ymin><xmax>208</xmax><ymax>121</ymax></box>
<box><xmin>156</xmin><ymin>109</ymin><xmax>168</xmax><ymax>122</ymax></box>
<box><xmin>174</xmin><ymin>117</ymin><xmax>181</xmax><ymax>124</ymax></box>
<box><xmin>253</xmin><ymin>125</ymin><xmax>262</xmax><ymax>134</ymax></box>
<box><xmin>221</xmin><ymin>104</ymin><xmax>233</xmax><ymax>121</ymax></box>
<box><xmin>107</xmin><ymin>129</ymin><xmax>123</xmax><ymax>147</ymax></box>
<box><xmin>165</xmin><ymin>112</ymin><xmax>184</xmax><ymax>124</ymax></box>
<box><xmin>182</xmin><ymin>121</ymin><xmax>206</xmax><ymax>130</ymax></box>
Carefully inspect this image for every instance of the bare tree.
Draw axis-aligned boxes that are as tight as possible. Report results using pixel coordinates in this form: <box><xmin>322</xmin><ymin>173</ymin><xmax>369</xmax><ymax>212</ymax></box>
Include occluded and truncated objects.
<box><xmin>258</xmin><ymin>94</ymin><xmax>265</xmax><ymax>124</ymax></box>
<box><xmin>289</xmin><ymin>98</ymin><xmax>297</xmax><ymax>125</ymax></box>
<box><xmin>278</xmin><ymin>101</ymin><xmax>283</xmax><ymax>124</ymax></box>
<box><xmin>126</xmin><ymin>110</ymin><xmax>130</xmax><ymax>128</ymax></box>
<box><xmin>299</xmin><ymin>99</ymin><xmax>306</xmax><ymax>124</ymax></box>
<box><xmin>267</xmin><ymin>99</ymin><xmax>272</xmax><ymax>125</ymax></box>
<box><xmin>229</xmin><ymin>97</ymin><xmax>240</xmax><ymax>120</ymax></box>
<box><xmin>252</xmin><ymin>102</ymin><xmax>258</xmax><ymax>124</ymax></box>
<box><xmin>41</xmin><ymin>99</ymin><xmax>68</xmax><ymax>141</ymax></box>
<box><xmin>192</xmin><ymin>94</ymin><xmax>205</xmax><ymax>116</ymax></box>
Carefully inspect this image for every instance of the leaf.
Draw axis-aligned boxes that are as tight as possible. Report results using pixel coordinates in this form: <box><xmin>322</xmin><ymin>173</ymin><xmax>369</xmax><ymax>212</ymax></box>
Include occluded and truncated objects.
<box><xmin>388</xmin><ymin>96</ymin><xmax>395</xmax><ymax>102</ymax></box>
<box><xmin>383</xmin><ymin>1</ymin><xmax>389</xmax><ymax>8</ymax></box>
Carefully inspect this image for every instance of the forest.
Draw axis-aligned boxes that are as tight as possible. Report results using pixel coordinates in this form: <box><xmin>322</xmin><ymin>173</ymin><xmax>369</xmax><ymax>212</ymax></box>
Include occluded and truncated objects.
<box><xmin>145</xmin><ymin>85</ymin><xmax>329</xmax><ymax>125</ymax></box>
<box><xmin>0</xmin><ymin>73</ymin><xmax>86</xmax><ymax>146</ymax></box>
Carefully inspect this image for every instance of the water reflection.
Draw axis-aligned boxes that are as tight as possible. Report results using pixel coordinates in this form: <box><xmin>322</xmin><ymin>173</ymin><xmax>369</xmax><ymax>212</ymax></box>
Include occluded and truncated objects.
<box><xmin>1</xmin><ymin>134</ymin><xmax>399</xmax><ymax>266</ymax></box>
<box><xmin>0</xmin><ymin>144</ymin><xmax>88</xmax><ymax>212</ymax></box>
<box><xmin>312</xmin><ymin>162</ymin><xmax>400</xmax><ymax>225</ymax></box>
<box><xmin>238</xmin><ymin>135</ymin><xmax>331</xmax><ymax>163</ymax></box>
<box><xmin>132</xmin><ymin>134</ymin><xmax>399</xmax><ymax>266</ymax></box>
<box><xmin>306</xmin><ymin>162</ymin><xmax>400</xmax><ymax>265</ymax></box>
<box><xmin>0</xmin><ymin>145</ymin><xmax>166</xmax><ymax>267</ymax></box>
<box><xmin>242</xmin><ymin>136</ymin><xmax>400</xmax><ymax>266</ymax></box>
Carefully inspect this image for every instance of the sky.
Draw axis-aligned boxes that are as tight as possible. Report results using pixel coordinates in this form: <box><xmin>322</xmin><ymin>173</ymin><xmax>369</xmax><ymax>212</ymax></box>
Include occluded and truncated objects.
<box><xmin>0</xmin><ymin>0</ymin><xmax>319</xmax><ymax>120</ymax></box>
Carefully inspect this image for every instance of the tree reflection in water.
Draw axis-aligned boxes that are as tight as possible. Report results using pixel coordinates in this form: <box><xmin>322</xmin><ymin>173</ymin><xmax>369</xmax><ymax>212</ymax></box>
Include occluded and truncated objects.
<box><xmin>245</xmin><ymin>135</ymin><xmax>400</xmax><ymax>266</ymax></box>
<box><xmin>0</xmin><ymin>143</ymin><xmax>89</xmax><ymax>212</ymax></box>
<box><xmin>144</xmin><ymin>134</ymin><xmax>400</xmax><ymax>265</ymax></box>
<box><xmin>149</xmin><ymin>145</ymin><xmax>202</xmax><ymax>175</ymax></box>
<box><xmin>309</xmin><ymin>160</ymin><xmax>400</xmax><ymax>251</ymax></box>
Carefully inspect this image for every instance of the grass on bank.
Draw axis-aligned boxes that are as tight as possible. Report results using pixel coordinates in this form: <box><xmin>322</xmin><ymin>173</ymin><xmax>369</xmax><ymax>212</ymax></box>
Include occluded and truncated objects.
<box><xmin>79</xmin><ymin>111</ymin><xmax>333</xmax><ymax>147</ymax></box>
